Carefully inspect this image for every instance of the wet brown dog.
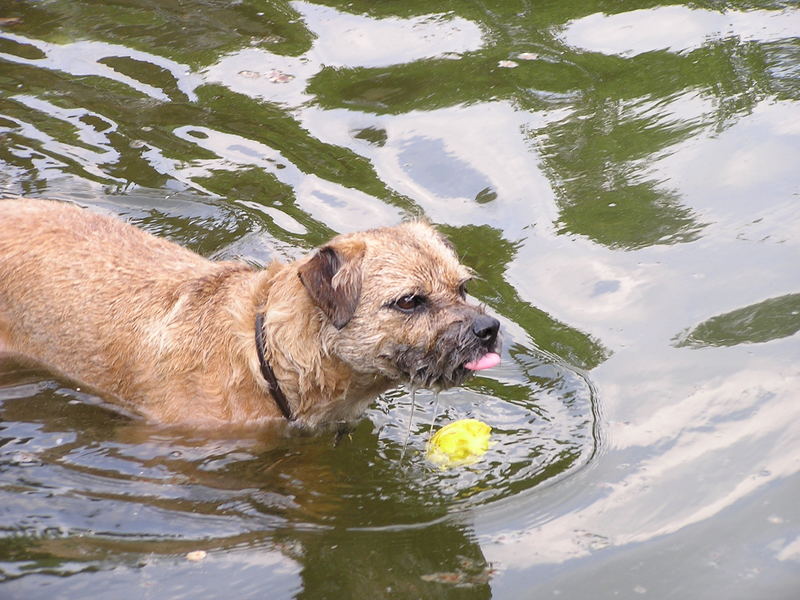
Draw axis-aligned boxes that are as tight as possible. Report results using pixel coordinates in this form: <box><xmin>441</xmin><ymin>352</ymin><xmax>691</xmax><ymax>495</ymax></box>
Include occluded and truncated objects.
<box><xmin>0</xmin><ymin>199</ymin><xmax>500</xmax><ymax>428</ymax></box>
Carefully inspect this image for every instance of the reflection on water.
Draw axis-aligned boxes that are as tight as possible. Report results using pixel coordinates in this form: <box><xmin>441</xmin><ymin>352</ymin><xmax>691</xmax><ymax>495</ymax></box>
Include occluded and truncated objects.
<box><xmin>2</xmin><ymin>0</ymin><xmax>800</xmax><ymax>597</ymax></box>
<box><xmin>563</xmin><ymin>6</ymin><xmax>800</xmax><ymax>57</ymax></box>
<box><xmin>676</xmin><ymin>293</ymin><xmax>800</xmax><ymax>348</ymax></box>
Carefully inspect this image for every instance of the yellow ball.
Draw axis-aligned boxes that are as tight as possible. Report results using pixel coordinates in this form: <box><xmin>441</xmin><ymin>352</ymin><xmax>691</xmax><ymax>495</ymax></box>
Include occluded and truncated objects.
<box><xmin>427</xmin><ymin>418</ymin><xmax>492</xmax><ymax>468</ymax></box>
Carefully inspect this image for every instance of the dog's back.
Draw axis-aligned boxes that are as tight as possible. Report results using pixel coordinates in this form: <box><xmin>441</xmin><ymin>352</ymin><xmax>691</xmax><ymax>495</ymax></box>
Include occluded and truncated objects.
<box><xmin>0</xmin><ymin>199</ymin><xmax>208</xmax><ymax>352</ymax></box>
<box><xmin>0</xmin><ymin>199</ymin><xmax>260</xmax><ymax>419</ymax></box>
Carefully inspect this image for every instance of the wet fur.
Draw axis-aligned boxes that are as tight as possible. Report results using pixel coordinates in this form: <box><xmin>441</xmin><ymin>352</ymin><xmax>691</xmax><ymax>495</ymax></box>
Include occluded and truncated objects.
<box><xmin>0</xmin><ymin>199</ymin><xmax>498</xmax><ymax>428</ymax></box>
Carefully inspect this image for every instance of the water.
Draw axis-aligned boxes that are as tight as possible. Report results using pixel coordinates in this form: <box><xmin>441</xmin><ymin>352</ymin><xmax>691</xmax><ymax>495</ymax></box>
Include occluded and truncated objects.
<box><xmin>1</xmin><ymin>1</ymin><xmax>799</xmax><ymax>598</ymax></box>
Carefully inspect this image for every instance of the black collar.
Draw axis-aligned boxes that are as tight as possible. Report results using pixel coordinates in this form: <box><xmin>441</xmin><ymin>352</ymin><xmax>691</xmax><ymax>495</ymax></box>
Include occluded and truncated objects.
<box><xmin>255</xmin><ymin>312</ymin><xmax>294</xmax><ymax>421</ymax></box>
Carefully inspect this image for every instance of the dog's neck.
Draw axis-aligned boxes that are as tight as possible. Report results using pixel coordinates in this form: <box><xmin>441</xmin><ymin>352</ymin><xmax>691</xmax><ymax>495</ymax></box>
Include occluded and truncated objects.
<box><xmin>254</xmin><ymin>311</ymin><xmax>294</xmax><ymax>421</ymax></box>
<box><xmin>250</xmin><ymin>264</ymin><xmax>393</xmax><ymax>427</ymax></box>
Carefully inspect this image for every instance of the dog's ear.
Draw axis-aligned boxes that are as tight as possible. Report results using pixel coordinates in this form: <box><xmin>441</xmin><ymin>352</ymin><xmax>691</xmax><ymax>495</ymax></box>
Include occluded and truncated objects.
<box><xmin>298</xmin><ymin>238</ymin><xmax>366</xmax><ymax>329</ymax></box>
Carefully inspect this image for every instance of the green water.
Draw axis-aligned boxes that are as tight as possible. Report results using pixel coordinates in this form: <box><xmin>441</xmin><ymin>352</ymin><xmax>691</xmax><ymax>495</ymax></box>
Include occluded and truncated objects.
<box><xmin>1</xmin><ymin>1</ymin><xmax>799</xmax><ymax>598</ymax></box>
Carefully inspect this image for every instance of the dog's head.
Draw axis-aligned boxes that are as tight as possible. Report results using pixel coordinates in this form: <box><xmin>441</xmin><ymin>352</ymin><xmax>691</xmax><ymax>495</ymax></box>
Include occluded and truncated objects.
<box><xmin>298</xmin><ymin>221</ymin><xmax>501</xmax><ymax>389</ymax></box>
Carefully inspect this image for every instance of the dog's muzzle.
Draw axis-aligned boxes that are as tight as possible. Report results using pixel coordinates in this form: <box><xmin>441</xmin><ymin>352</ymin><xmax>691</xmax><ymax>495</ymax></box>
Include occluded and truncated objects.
<box><xmin>392</xmin><ymin>311</ymin><xmax>502</xmax><ymax>389</ymax></box>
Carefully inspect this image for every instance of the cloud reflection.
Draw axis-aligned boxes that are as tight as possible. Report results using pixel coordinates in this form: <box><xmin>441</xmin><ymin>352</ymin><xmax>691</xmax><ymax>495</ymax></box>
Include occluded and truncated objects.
<box><xmin>484</xmin><ymin>367</ymin><xmax>800</xmax><ymax>568</ymax></box>
<box><xmin>293</xmin><ymin>1</ymin><xmax>484</xmax><ymax>68</ymax></box>
<box><xmin>563</xmin><ymin>6</ymin><xmax>800</xmax><ymax>57</ymax></box>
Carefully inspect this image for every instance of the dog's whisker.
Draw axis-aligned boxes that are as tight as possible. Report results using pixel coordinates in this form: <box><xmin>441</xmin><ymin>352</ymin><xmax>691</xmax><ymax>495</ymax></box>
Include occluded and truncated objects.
<box><xmin>400</xmin><ymin>385</ymin><xmax>418</xmax><ymax>463</ymax></box>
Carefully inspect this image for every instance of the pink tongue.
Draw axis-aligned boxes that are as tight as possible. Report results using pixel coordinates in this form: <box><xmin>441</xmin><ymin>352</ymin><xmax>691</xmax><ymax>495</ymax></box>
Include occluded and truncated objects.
<box><xmin>464</xmin><ymin>352</ymin><xmax>501</xmax><ymax>371</ymax></box>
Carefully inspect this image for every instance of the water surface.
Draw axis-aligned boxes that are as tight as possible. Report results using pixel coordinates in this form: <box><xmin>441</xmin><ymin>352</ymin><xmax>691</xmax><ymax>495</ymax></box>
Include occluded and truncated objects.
<box><xmin>1</xmin><ymin>1</ymin><xmax>799</xmax><ymax>598</ymax></box>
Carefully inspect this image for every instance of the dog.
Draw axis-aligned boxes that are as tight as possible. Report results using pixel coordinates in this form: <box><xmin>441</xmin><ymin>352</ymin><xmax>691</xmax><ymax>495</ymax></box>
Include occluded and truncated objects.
<box><xmin>0</xmin><ymin>199</ymin><xmax>501</xmax><ymax>429</ymax></box>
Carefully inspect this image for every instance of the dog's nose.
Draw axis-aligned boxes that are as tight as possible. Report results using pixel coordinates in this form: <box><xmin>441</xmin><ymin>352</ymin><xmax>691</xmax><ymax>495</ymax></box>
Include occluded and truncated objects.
<box><xmin>472</xmin><ymin>314</ymin><xmax>500</xmax><ymax>344</ymax></box>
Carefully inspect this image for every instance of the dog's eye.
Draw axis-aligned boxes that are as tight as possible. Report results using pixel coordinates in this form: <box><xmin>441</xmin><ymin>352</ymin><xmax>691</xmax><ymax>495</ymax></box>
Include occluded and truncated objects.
<box><xmin>458</xmin><ymin>282</ymin><xmax>468</xmax><ymax>299</ymax></box>
<box><xmin>393</xmin><ymin>294</ymin><xmax>426</xmax><ymax>313</ymax></box>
